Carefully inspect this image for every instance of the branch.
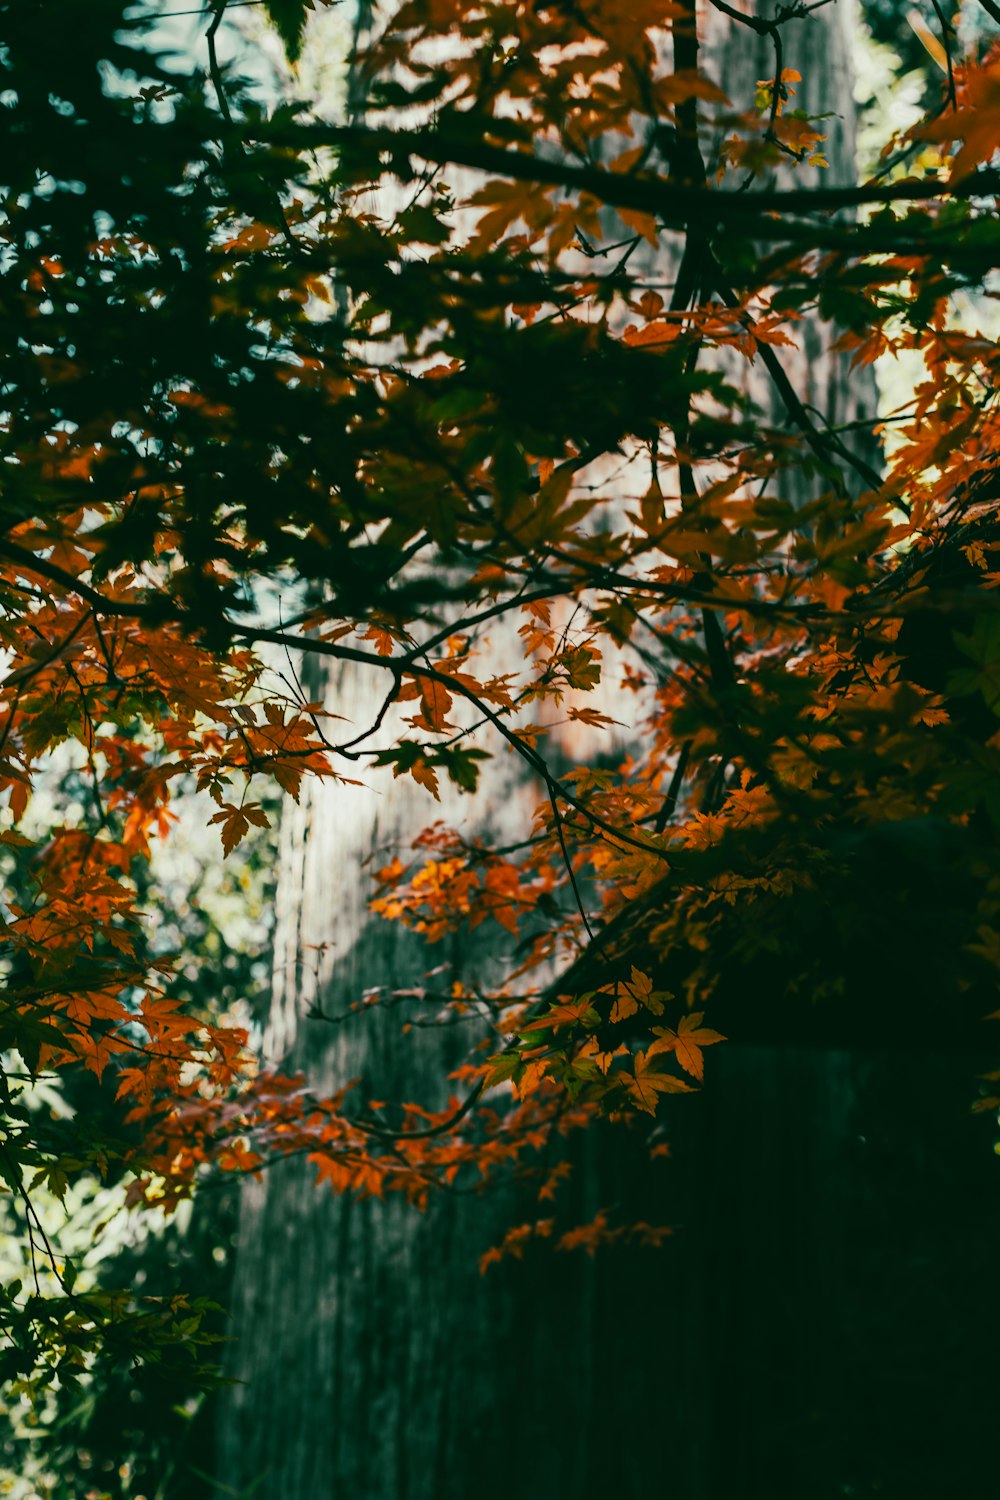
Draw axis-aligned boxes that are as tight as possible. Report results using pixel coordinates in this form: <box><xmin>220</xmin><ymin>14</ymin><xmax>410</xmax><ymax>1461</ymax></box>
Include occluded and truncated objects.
<box><xmin>708</xmin><ymin>260</ymin><xmax>887</xmax><ymax>498</ymax></box>
<box><xmin>0</xmin><ymin>540</ymin><xmax>666</xmax><ymax>859</ymax></box>
<box><xmin>256</xmin><ymin>118</ymin><xmax>1000</xmax><ymax>227</ymax></box>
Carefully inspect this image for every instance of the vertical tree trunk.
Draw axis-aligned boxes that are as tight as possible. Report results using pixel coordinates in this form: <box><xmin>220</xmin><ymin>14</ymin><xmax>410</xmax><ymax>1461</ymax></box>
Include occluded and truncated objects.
<box><xmin>213</xmin><ymin>10</ymin><xmax>973</xmax><ymax>1499</ymax></box>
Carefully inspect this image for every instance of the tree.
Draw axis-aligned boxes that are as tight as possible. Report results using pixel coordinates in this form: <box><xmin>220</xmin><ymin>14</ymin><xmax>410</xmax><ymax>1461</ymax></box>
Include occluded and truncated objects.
<box><xmin>2</xmin><ymin>0</ymin><xmax>1000</xmax><ymax>1470</ymax></box>
<box><xmin>217</xmin><ymin>5</ymin><xmax>884</xmax><ymax>1496</ymax></box>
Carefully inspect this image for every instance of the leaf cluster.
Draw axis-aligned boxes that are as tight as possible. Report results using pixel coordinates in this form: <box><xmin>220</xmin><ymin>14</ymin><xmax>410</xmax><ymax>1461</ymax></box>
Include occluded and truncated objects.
<box><xmin>3</xmin><ymin>0</ymin><xmax>1000</xmax><ymax>1395</ymax></box>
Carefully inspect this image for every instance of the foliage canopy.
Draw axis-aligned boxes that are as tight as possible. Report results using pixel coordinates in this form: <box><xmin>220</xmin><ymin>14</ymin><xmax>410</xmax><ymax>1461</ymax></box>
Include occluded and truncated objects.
<box><xmin>3</xmin><ymin>0</ymin><xmax>1000</xmax><ymax>1390</ymax></box>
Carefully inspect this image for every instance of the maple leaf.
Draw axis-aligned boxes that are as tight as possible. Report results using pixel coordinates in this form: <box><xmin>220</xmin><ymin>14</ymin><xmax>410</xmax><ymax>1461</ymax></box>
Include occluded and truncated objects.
<box><xmin>409</xmin><ymin>759</ymin><xmax>441</xmax><ymax>798</ymax></box>
<box><xmin>479</xmin><ymin>1245</ymin><xmax>504</xmax><ymax>1274</ymax></box>
<box><xmin>514</xmin><ymin>1054</ymin><xmax>550</xmax><ymax>1098</ymax></box>
<box><xmin>523</xmin><ymin>996</ymin><xmax>599</xmax><ymax>1032</ymax></box>
<box><xmin>413</xmin><ymin>679</ymin><xmax>456</xmax><ymax>733</ymax></box>
<box><xmin>610</xmin><ymin>984</ymin><xmax>638</xmax><ymax>1024</ymax></box>
<box><xmin>948</xmin><ymin>615</ymin><xmax>1000</xmax><ymax>715</ymax></box>
<box><xmin>625</xmin><ymin>1051</ymin><xmax>693</xmax><ymax>1114</ymax></box>
<box><xmin>209</xmin><ymin>802</ymin><xmax>271</xmax><ymax>857</ymax></box>
<box><xmin>623</xmin><ymin>320</ymin><xmax>681</xmax><ymax>349</ymax></box>
<box><xmin>483</xmin><ymin>1050</ymin><xmax>522</xmax><ymax>1088</ymax></box>
<box><xmin>916</xmin><ymin>58</ymin><xmax>1000</xmax><ymax>181</ymax></box>
<box><xmin>607</xmin><ymin>968</ymin><xmax>667</xmax><ymax>1021</ymax></box>
<box><xmin>566</xmin><ymin>705</ymin><xmax>623</xmax><ymax>728</ymax></box>
<box><xmin>365</xmin><ymin>627</ymin><xmax>397</xmax><ymax>657</ymax></box>
<box><xmin>646</xmin><ymin>1013</ymin><xmax>726</xmax><ymax>1081</ymax></box>
<box><xmin>309</xmin><ymin>1151</ymin><xmax>356</xmax><ymax>1194</ymax></box>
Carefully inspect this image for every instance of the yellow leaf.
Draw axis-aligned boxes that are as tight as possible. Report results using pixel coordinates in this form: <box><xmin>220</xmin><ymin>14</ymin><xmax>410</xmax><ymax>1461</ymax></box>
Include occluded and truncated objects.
<box><xmin>647</xmin><ymin>1012</ymin><xmax>726</xmax><ymax>1080</ymax></box>
<box><xmin>626</xmin><ymin>1051</ymin><xmax>692</xmax><ymax>1114</ymax></box>
<box><xmin>610</xmin><ymin>983</ymin><xmax>639</xmax><ymax>1024</ymax></box>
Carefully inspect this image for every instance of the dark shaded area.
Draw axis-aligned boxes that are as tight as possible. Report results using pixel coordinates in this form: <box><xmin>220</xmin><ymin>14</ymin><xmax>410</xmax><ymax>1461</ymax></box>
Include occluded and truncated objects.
<box><xmin>217</xmin><ymin>1027</ymin><xmax>1000</xmax><ymax>1499</ymax></box>
<box><xmin>663</xmin><ymin>1049</ymin><xmax>1000</xmax><ymax>1500</ymax></box>
<box><xmin>441</xmin><ymin>1048</ymin><xmax>1000</xmax><ymax>1500</ymax></box>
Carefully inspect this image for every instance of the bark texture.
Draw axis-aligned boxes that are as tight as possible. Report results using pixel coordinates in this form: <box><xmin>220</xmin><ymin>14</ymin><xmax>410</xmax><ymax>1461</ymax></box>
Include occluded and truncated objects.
<box><xmin>214</xmin><ymin>10</ymin><xmax>1000</xmax><ymax>1498</ymax></box>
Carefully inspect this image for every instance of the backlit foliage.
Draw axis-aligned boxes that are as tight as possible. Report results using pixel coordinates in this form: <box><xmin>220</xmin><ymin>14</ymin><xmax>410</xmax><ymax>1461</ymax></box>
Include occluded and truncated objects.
<box><xmin>2</xmin><ymin>0</ymin><xmax>1000</xmax><ymax>1387</ymax></box>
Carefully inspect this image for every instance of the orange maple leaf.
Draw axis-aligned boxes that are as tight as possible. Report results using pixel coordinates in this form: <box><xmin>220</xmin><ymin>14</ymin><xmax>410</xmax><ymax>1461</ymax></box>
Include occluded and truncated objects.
<box><xmin>916</xmin><ymin>59</ymin><xmax>1000</xmax><ymax>181</ymax></box>
<box><xmin>625</xmin><ymin>1050</ymin><xmax>693</xmax><ymax>1114</ymax></box>
<box><xmin>646</xmin><ymin>1012</ymin><xmax>726</xmax><ymax>1081</ymax></box>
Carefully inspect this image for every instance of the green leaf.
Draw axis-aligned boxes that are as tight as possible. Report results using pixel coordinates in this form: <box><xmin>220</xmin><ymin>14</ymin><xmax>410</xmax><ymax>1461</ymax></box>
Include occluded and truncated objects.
<box><xmin>263</xmin><ymin>0</ymin><xmax>311</xmax><ymax>62</ymax></box>
<box><xmin>440</xmin><ymin>746</ymin><xmax>490</xmax><ymax>793</ymax></box>
<box><xmin>949</xmin><ymin>614</ymin><xmax>1000</xmax><ymax>714</ymax></box>
<box><xmin>0</xmin><ymin>1153</ymin><xmax>23</xmax><ymax>1193</ymax></box>
<box><xmin>484</xmin><ymin>1051</ymin><xmax>521</xmax><ymax>1087</ymax></box>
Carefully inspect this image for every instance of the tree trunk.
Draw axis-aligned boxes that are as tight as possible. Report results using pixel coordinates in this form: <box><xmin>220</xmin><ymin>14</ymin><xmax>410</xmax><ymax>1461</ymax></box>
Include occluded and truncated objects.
<box><xmin>213</xmin><ymin>9</ymin><xmax>1000</xmax><ymax>1498</ymax></box>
